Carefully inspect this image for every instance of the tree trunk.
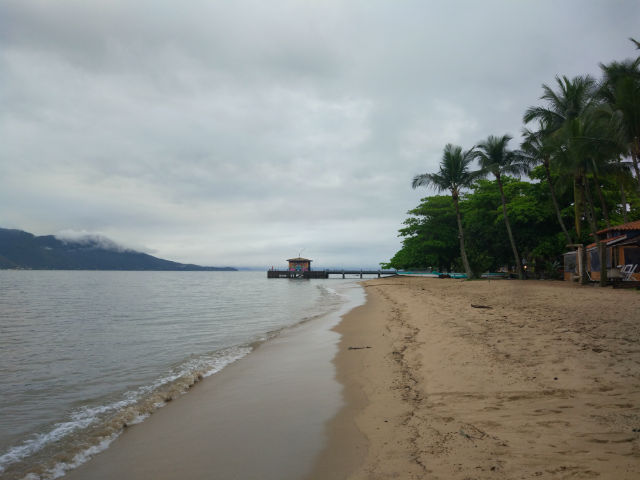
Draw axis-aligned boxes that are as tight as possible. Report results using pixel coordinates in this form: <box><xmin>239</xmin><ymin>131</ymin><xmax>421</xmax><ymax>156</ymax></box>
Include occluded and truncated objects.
<box><xmin>573</xmin><ymin>175</ymin><xmax>584</xmax><ymax>238</ymax></box>
<box><xmin>579</xmin><ymin>245</ymin><xmax>588</xmax><ymax>285</ymax></box>
<box><xmin>583</xmin><ymin>177</ymin><xmax>607</xmax><ymax>287</ymax></box>
<box><xmin>496</xmin><ymin>175</ymin><xmax>523</xmax><ymax>280</ymax></box>
<box><xmin>583</xmin><ymin>177</ymin><xmax>600</xmax><ymax>237</ymax></box>
<box><xmin>619</xmin><ymin>177</ymin><xmax>629</xmax><ymax>223</ymax></box>
<box><xmin>632</xmin><ymin>139</ymin><xmax>640</xmax><ymax>191</ymax></box>
<box><xmin>543</xmin><ymin>159</ymin><xmax>572</xmax><ymax>244</ymax></box>
<box><xmin>592</xmin><ymin>171</ymin><xmax>611</xmax><ymax>229</ymax></box>
<box><xmin>452</xmin><ymin>195</ymin><xmax>473</xmax><ymax>279</ymax></box>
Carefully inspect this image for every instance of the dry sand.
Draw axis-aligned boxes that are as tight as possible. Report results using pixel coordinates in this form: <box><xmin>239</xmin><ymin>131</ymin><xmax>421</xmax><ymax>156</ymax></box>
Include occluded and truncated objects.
<box><xmin>310</xmin><ymin>277</ymin><xmax>640</xmax><ymax>479</ymax></box>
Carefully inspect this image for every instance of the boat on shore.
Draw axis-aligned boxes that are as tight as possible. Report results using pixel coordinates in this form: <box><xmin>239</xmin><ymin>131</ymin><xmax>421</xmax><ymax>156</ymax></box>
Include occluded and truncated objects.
<box><xmin>398</xmin><ymin>271</ymin><xmax>467</xmax><ymax>279</ymax></box>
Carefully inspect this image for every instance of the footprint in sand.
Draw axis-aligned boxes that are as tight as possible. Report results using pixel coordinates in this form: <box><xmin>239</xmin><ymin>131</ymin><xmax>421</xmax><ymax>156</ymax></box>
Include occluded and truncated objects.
<box><xmin>532</xmin><ymin>408</ymin><xmax>563</xmax><ymax>415</ymax></box>
<box><xmin>536</xmin><ymin>420</ymin><xmax>571</xmax><ymax>428</ymax></box>
<box><xmin>557</xmin><ymin>449</ymin><xmax>590</xmax><ymax>456</ymax></box>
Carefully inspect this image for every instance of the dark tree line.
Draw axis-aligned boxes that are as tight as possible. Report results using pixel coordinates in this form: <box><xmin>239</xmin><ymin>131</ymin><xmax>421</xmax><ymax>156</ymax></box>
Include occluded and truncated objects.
<box><xmin>385</xmin><ymin>39</ymin><xmax>640</xmax><ymax>281</ymax></box>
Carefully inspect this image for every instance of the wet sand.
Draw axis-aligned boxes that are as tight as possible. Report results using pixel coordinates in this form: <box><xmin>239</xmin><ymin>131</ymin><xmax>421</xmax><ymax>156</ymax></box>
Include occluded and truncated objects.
<box><xmin>311</xmin><ymin>277</ymin><xmax>640</xmax><ymax>479</ymax></box>
<box><xmin>64</xmin><ymin>288</ymin><xmax>364</xmax><ymax>480</ymax></box>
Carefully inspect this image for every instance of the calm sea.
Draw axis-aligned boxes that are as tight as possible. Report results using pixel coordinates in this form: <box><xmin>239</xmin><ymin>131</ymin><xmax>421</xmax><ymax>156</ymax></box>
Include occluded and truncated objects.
<box><xmin>0</xmin><ymin>270</ymin><xmax>364</xmax><ymax>480</ymax></box>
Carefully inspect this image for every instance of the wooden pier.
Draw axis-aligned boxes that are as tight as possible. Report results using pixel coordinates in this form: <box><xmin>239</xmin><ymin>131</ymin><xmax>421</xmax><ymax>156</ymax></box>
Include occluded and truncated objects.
<box><xmin>267</xmin><ymin>269</ymin><xmax>397</xmax><ymax>279</ymax></box>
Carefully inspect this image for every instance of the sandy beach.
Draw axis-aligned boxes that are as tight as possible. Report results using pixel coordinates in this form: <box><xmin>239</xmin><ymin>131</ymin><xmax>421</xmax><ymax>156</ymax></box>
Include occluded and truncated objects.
<box><xmin>311</xmin><ymin>277</ymin><xmax>640</xmax><ymax>479</ymax></box>
<box><xmin>60</xmin><ymin>277</ymin><xmax>640</xmax><ymax>480</ymax></box>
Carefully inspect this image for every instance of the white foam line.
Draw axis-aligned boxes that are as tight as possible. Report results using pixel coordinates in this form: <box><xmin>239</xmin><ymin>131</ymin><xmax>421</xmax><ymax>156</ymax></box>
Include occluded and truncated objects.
<box><xmin>0</xmin><ymin>345</ymin><xmax>254</xmax><ymax>476</ymax></box>
<box><xmin>22</xmin><ymin>433</ymin><xmax>119</xmax><ymax>480</ymax></box>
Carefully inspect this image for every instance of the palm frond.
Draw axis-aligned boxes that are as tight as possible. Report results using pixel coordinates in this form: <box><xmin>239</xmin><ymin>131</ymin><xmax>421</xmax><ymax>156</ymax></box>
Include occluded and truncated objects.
<box><xmin>412</xmin><ymin>143</ymin><xmax>478</xmax><ymax>194</ymax></box>
<box><xmin>474</xmin><ymin>134</ymin><xmax>528</xmax><ymax>179</ymax></box>
<box><xmin>412</xmin><ymin>173</ymin><xmax>441</xmax><ymax>191</ymax></box>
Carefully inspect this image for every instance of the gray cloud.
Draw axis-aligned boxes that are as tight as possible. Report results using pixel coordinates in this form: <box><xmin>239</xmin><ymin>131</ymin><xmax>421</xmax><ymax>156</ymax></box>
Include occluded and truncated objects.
<box><xmin>54</xmin><ymin>229</ymin><xmax>152</xmax><ymax>253</ymax></box>
<box><xmin>1</xmin><ymin>0</ymin><xmax>638</xmax><ymax>267</ymax></box>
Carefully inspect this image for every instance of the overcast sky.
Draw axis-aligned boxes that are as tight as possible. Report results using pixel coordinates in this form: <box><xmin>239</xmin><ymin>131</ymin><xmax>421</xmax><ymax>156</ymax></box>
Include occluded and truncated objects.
<box><xmin>1</xmin><ymin>1</ymin><xmax>638</xmax><ymax>268</ymax></box>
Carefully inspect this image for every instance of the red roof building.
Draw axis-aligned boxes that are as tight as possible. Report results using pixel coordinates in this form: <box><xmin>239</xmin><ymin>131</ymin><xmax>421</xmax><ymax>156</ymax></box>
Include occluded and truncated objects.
<box><xmin>564</xmin><ymin>219</ymin><xmax>640</xmax><ymax>282</ymax></box>
<box><xmin>597</xmin><ymin>219</ymin><xmax>640</xmax><ymax>236</ymax></box>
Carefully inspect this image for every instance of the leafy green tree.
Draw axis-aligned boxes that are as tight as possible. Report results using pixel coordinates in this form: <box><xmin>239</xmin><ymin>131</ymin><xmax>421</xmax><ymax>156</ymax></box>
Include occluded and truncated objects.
<box><xmin>500</xmin><ymin>178</ymin><xmax>568</xmax><ymax>272</ymax></box>
<box><xmin>386</xmin><ymin>176</ymin><xmax>573</xmax><ymax>278</ymax></box>
<box><xmin>460</xmin><ymin>179</ymin><xmax>513</xmax><ymax>271</ymax></box>
<box><xmin>412</xmin><ymin>144</ymin><xmax>479</xmax><ymax>278</ymax></box>
<box><xmin>474</xmin><ymin>134</ymin><xmax>528</xmax><ymax>279</ymax></box>
<box><xmin>383</xmin><ymin>196</ymin><xmax>458</xmax><ymax>270</ymax></box>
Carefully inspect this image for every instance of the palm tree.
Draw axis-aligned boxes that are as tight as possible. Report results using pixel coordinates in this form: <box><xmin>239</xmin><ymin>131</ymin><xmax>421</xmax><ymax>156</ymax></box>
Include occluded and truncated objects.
<box><xmin>474</xmin><ymin>134</ymin><xmax>527</xmax><ymax>279</ymax></box>
<box><xmin>524</xmin><ymin>75</ymin><xmax>598</xmax><ymax>131</ymax></box>
<box><xmin>599</xmin><ymin>54</ymin><xmax>640</xmax><ymax>191</ymax></box>
<box><xmin>524</xmin><ymin>76</ymin><xmax>598</xmax><ymax>237</ymax></box>
<box><xmin>412</xmin><ymin>144</ymin><xmax>478</xmax><ymax>279</ymax></box>
<box><xmin>582</xmin><ymin>105</ymin><xmax>629</xmax><ymax>228</ymax></box>
<box><xmin>554</xmin><ymin>105</ymin><xmax>628</xmax><ymax>286</ymax></box>
<box><xmin>520</xmin><ymin>125</ymin><xmax>572</xmax><ymax>244</ymax></box>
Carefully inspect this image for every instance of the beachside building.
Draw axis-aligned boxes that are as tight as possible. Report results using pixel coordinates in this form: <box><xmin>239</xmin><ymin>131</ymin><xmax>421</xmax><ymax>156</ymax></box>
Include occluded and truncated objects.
<box><xmin>268</xmin><ymin>257</ymin><xmax>329</xmax><ymax>278</ymax></box>
<box><xmin>563</xmin><ymin>219</ymin><xmax>640</xmax><ymax>282</ymax></box>
<box><xmin>287</xmin><ymin>257</ymin><xmax>312</xmax><ymax>272</ymax></box>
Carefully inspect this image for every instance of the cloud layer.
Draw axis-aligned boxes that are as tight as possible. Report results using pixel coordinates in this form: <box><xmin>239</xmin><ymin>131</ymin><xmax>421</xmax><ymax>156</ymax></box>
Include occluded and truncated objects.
<box><xmin>1</xmin><ymin>0</ymin><xmax>638</xmax><ymax>267</ymax></box>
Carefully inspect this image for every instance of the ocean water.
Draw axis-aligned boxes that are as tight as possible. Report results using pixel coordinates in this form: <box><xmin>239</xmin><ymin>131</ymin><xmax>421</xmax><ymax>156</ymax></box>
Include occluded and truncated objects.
<box><xmin>0</xmin><ymin>270</ymin><xmax>364</xmax><ymax>480</ymax></box>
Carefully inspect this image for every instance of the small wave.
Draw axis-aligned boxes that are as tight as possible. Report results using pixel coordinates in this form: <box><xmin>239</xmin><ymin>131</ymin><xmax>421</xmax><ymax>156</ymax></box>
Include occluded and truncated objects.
<box><xmin>22</xmin><ymin>434</ymin><xmax>118</xmax><ymax>480</ymax></box>
<box><xmin>316</xmin><ymin>283</ymin><xmax>352</xmax><ymax>306</ymax></box>
<box><xmin>0</xmin><ymin>345</ymin><xmax>251</xmax><ymax>480</ymax></box>
<box><xmin>321</xmin><ymin>285</ymin><xmax>351</xmax><ymax>300</ymax></box>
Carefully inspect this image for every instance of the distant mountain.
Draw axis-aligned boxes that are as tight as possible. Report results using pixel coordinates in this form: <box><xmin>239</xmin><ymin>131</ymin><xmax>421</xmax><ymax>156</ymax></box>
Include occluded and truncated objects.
<box><xmin>0</xmin><ymin>228</ymin><xmax>236</xmax><ymax>271</ymax></box>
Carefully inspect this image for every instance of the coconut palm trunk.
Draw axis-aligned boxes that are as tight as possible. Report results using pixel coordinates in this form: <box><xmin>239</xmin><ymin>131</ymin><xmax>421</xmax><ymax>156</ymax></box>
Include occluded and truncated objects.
<box><xmin>452</xmin><ymin>193</ymin><xmax>472</xmax><ymax>278</ymax></box>
<box><xmin>496</xmin><ymin>173</ymin><xmax>523</xmax><ymax>279</ymax></box>
<box><xmin>619</xmin><ymin>179</ymin><xmax>629</xmax><ymax>223</ymax></box>
<box><xmin>572</xmin><ymin>174</ymin><xmax>590</xmax><ymax>284</ymax></box>
<box><xmin>583</xmin><ymin>177</ymin><xmax>608</xmax><ymax>287</ymax></box>
<box><xmin>573</xmin><ymin>175</ymin><xmax>585</xmax><ymax>239</ymax></box>
<box><xmin>543</xmin><ymin>158</ymin><xmax>572</xmax><ymax>243</ymax></box>
<box><xmin>633</xmin><ymin>143</ymin><xmax>640</xmax><ymax>191</ymax></box>
<box><xmin>592</xmin><ymin>171</ymin><xmax>611</xmax><ymax>229</ymax></box>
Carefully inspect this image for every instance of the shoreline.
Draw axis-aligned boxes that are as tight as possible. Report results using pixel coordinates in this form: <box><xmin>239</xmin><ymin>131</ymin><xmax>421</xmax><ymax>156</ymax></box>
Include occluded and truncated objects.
<box><xmin>312</xmin><ymin>277</ymin><xmax>640</xmax><ymax>479</ymax></box>
<box><xmin>60</xmin><ymin>281</ymin><xmax>365</xmax><ymax>480</ymax></box>
<box><xmin>305</xmin><ymin>290</ymin><xmax>373</xmax><ymax>479</ymax></box>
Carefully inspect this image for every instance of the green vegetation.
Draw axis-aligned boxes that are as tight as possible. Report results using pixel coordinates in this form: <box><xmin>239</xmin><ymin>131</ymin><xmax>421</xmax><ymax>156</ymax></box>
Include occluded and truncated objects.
<box><xmin>412</xmin><ymin>144</ymin><xmax>480</xmax><ymax>278</ymax></box>
<box><xmin>385</xmin><ymin>39</ymin><xmax>640</xmax><ymax>280</ymax></box>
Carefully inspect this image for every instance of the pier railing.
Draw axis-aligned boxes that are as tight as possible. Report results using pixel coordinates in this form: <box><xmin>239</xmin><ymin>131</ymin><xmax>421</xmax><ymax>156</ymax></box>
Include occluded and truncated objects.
<box><xmin>267</xmin><ymin>269</ymin><xmax>398</xmax><ymax>279</ymax></box>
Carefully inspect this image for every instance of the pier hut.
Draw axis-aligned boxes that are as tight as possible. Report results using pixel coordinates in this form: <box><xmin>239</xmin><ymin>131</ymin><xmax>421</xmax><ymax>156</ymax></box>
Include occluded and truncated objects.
<box><xmin>267</xmin><ymin>257</ymin><xmax>397</xmax><ymax>279</ymax></box>
<box><xmin>268</xmin><ymin>257</ymin><xmax>328</xmax><ymax>278</ymax></box>
<box><xmin>287</xmin><ymin>257</ymin><xmax>312</xmax><ymax>272</ymax></box>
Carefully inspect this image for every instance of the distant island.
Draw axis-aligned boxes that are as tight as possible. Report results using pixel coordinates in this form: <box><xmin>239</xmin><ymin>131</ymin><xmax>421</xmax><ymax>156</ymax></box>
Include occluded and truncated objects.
<box><xmin>0</xmin><ymin>228</ymin><xmax>236</xmax><ymax>271</ymax></box>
